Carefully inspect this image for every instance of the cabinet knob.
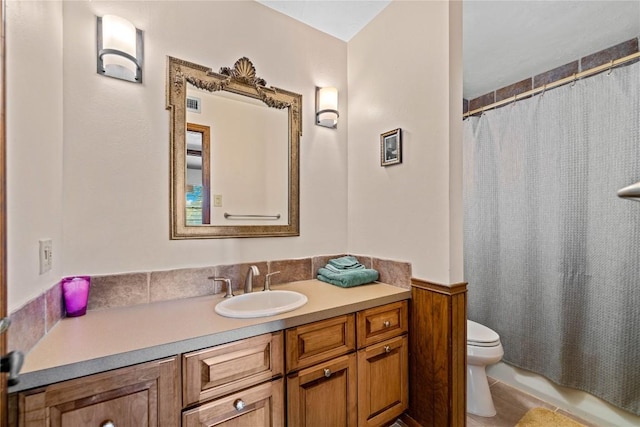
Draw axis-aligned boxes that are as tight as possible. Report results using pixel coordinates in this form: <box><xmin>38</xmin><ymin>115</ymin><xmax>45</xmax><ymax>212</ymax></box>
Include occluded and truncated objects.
<box><xmin>323</xmin><ymin>368</ymin><xmax>332</xmax><ymax>378</ymax></box>
<box><xmin>233</xmin><ymin>399</ymin><xmax>246</xmax><ymax>411</ymax></box>
<box><xmin>384</xmin><ymin>345</ymin><xmax>391</xmax><ymax>353</ymax></box>
<box><xmin>383</xmin><ymin>320</ymin><xmax>391</xmax><ymax>328</ymax></box>
<box><xmin>101</xmin><ymin>421</ymin><xmax>115</xmax><ymax>427</ymax></box>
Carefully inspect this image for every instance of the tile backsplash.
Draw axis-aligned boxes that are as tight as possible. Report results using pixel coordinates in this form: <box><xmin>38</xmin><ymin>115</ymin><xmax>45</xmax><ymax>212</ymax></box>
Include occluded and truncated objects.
<box><xmin>9</xmin><ymin>254</ymin><xmax>412</xmax><ymax>355</ymax></box>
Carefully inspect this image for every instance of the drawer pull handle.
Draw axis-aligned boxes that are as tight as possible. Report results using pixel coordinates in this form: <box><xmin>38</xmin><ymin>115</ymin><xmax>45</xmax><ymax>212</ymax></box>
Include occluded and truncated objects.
<box><xmin>101</xmin><ymin>421</ymin><xmax>115</xmax><ymax>427</ymax></box>
<box><xmin>323</xmin><ymin>368</ymin><xmax>332</xmax><ymax>378</ymax></box>
<box><xmin>233</xmin><ymin>399</ymin><xmax>246</xmax><ymax>411</ymax></box>
<box><xmin>383</xmin><ymin>320</ymin><xmax>391</xmax><ymax>327</ymax></box>
<box><xmin>384</xmin><ymin>345</ymin><xmax>391</xmax><ymax>353</ymax></box>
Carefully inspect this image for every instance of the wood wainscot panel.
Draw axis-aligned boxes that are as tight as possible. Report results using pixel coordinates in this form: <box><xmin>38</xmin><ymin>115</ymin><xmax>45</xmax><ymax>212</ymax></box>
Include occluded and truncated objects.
<box><xmin>403</xmin><ymin>279</ymin><xmax>467</xmax><ymax>427</ymax></box>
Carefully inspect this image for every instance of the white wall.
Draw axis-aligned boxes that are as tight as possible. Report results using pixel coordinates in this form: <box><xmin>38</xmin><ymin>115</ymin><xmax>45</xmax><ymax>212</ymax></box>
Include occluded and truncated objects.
<box><xmin>7</xmin><ymin>1</ymin><xmax>349</xmax><ymax>311</ymax></box>
<box><xmin>347</xmin><ymin>0</ymin><xmax>463</xmax><ymax>284</ymax></box>
<box><xmin>7</xmin><ymin>0</ymin><xmax>463</xmax><ymax>312</ymax></box>
<box><xmin>6</xmin><ymin>0</ymin><xmax>64</xmax><ymax>311</ymax></box>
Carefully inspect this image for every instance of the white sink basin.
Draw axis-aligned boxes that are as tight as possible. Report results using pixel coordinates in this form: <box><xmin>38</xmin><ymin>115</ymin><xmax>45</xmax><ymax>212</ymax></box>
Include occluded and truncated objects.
<box><xmin>215</xmin><ymin>290</ymin><xmax>308</xmax><ymax>318</ymax></box>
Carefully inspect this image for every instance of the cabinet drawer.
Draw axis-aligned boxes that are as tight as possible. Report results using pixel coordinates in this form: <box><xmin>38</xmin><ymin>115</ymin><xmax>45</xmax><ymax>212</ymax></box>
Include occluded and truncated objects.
<box><xmin>182</xmin><ymin>332</ymin><xmax>283</xmax><ymax>407</ymax></box>
<box><xmin>286</xmin><ymin>314</ymin><xmax>355</xmax><ymax>373</ymax></box>
<box><xmin>356</xmin><ymin>301</ymin><xmax>408</xmax><ymax>349</ymax></box>
<box><xmin>182</xmin><ymin>378</ymin><xmax>284</xmax><ymax>427</ymax></box>
<box><xmin>58</xmin><ymin>390</ymin><xmax>150</xmax><ymax>426</ymax></box>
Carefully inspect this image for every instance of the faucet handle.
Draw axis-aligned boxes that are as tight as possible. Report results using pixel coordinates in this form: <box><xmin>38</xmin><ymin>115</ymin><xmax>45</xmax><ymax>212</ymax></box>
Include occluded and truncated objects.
<box><xmin>264</xmin><ymin>271</ymin><xmax>281</xmax><ymax>291</ymax></box>
<box><xmin>209</xmin><ymin>277</ymin><xmax>234</xmax><ymax>298</ymax></box>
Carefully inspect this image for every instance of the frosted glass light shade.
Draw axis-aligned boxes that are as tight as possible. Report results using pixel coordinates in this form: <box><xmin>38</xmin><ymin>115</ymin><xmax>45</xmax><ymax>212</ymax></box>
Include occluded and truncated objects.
<box><xmin>316</xmin><ymin>87</ymin><xmax>339</xmax><ymax>128</ymax></box>
<box><xmin>97</xmin><ymin>15</ymin><xmax>143</xmax><ymax>83</ymax></box>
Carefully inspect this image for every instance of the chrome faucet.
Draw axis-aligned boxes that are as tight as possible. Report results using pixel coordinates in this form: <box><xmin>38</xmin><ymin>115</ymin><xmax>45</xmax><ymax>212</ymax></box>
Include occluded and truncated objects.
<box><xmin>244</xmin><ymin>265</ymin><xmax>260</xmax><ymax>293</ymax></box>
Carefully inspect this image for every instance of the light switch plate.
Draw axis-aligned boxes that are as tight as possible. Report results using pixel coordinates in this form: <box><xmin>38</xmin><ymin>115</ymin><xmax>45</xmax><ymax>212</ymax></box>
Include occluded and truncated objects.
<box><xmin>39</xmin><ymin>239</ymin><xmax>53</xmax><ymax>274</ymax></box>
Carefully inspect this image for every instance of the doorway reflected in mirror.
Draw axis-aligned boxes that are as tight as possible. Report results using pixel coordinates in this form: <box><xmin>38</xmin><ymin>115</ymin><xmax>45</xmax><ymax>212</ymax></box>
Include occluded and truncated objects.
<box><xmin>186</xmin><ymin>123</ymin><xmax>210</xmax><ymax>225</ymax></box>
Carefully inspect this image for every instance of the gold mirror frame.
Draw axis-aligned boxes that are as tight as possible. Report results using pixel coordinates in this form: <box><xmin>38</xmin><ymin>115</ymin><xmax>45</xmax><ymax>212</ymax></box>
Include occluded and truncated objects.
<box><xmin>166</xmin><ymin>56</ymin><xmax>301</xmax><ymax>239</ymax></box>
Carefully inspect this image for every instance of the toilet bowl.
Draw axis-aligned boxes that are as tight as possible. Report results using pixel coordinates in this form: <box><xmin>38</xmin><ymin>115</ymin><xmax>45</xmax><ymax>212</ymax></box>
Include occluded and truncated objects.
<box><xmin>467</xmin><ymin>319</ymin><xmax>504</xmax><ymax>417</ymax></box>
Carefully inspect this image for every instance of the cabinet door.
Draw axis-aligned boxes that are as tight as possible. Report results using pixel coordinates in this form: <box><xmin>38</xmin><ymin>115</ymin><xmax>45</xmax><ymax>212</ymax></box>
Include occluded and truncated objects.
<box><xmin>182</xmin><ymin>379</ymin><xmax>284</xmax><ymax>427</ymax></box>
<box><xmin>287</xmin><ymin>353</ymin><xmax>357</xmax><ymax>427</ymax></box>
<box><xmin>18</xmin><ymin>357</ymin><xmax>179</xmax><ymax>427</ymax></box>
<box><xmin>357</xmin><ymin>335</ymin><xmax>408</xmax><ymax>427</ymax></box>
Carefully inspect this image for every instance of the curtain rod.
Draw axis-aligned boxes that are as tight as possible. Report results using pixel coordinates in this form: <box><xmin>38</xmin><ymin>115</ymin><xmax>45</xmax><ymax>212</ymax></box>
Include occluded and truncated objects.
<box><xmin>463</xmin><ymin>51</ymin><xmax>640</xmax><ymax>119</ymax></box>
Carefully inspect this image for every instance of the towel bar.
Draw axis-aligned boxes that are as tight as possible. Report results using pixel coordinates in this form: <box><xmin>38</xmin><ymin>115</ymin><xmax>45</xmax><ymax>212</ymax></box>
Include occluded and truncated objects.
<box><xmin>224</xmin><ymin>213</ymin><xmax>281</xmax><ymax>220</ymax></box>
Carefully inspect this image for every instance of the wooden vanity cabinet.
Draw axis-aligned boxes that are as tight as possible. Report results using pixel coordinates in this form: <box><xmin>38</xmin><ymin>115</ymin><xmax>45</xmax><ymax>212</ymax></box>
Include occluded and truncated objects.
<box><xmin>13</xmin><ymin>301</ymin><xmax>408</xmax><ymax>427</ymax></box>
<box><xmin>16</xmin><ymin>357</ymin><xmax>180</xmax><ymax>427</ymax></box>
<box><xmin>181</xmin><ymin>331</ymin><xmax>285</xmax><ymax>427</ymax></box>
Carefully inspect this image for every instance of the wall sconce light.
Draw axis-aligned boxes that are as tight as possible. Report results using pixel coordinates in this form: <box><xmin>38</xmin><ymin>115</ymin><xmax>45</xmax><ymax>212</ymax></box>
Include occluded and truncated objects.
<box><xmin>316</xmin><ymin>87</ymin><xmax>339</xmax><ymax>128</ymax></box>
<box><xmin>97</xmin><ymin>15</ymin><xmax>143</xmax><ymax>83</ymax></box>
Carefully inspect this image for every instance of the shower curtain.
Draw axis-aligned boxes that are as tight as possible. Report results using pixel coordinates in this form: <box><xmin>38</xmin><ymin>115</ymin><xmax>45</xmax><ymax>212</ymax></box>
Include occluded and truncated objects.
<box><xmin>463</xmin><ymin>61</ymin><xmax>640</xmax><ymax>415</ymax></box>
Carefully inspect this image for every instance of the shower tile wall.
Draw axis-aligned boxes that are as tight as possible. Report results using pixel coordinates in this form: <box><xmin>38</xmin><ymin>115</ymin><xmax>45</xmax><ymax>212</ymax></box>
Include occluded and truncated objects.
<box><xmin>533</xmin><ymin>61</ymin><xmax>579</xmax><ymax>87</ymax></box>
<box><xmin>463</xmin><ymin>37</ymin><xmax>639</xmax><ymax>115</ymax></box>
<box><xmin>581</xmin><ymin>38</ymin><xmax>639</xmax><ymax>70</ymax></box>
<box><xmin>495</xmin><ymin>77</ymin><xmax>532</xmax><ymax>102</ymax></box>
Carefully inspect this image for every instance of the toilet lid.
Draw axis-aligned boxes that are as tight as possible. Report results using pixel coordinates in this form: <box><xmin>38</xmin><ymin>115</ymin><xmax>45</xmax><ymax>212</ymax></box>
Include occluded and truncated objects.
<box><xmin>467</xmin><ymin>319</ymin><xmax>501</xmax><ymax>347</ymax></box>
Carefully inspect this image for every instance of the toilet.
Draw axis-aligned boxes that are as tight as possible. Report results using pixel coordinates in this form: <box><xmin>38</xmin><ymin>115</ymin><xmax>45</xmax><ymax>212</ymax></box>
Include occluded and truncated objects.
<box><xmin>466</xmin><ymin>319</ymin><xmax>504</xmax><ymax>417</ymax></box>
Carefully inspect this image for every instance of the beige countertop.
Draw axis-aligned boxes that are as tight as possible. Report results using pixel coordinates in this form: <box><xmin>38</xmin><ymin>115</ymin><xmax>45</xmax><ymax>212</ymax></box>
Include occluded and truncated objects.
<box><xmin>11</xmin><ymin>279</ymin><xmax>410</xmax><ymax>393</ymax></box>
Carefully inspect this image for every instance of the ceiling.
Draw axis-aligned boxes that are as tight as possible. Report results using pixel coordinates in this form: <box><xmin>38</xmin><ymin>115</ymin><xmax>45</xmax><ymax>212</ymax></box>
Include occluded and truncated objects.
<box><xmin>257</xmin><ymin>1</ymin><xmax>640</xmax><ymax>99</ymax></box>
<box><xmin>257</xmin><ymin>0</ymin><xmax>392</xmax><ymax>41</ymax></box>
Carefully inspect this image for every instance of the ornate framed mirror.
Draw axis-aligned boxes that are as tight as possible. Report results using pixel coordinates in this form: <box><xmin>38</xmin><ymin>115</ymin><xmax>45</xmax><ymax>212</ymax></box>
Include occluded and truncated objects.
<box><xmin>166</xmin><ymin>56</ymin><xmax>301</xmax><ymax>239</ymax></box>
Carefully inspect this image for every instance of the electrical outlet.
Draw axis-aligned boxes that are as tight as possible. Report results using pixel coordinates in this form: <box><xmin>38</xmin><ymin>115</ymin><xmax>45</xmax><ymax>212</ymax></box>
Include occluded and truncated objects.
<box><xmin>213</xmin><ymin>194</ymin><xmax>223</xmax><ymax>207</ymax></box>
<box><xmin>39</xmin><ymin>239</ymin><xmax>53</xmax><ymax>274</ymax></box>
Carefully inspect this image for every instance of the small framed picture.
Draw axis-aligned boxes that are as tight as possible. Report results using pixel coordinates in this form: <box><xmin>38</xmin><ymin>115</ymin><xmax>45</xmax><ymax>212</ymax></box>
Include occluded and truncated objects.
<box><xmin>380</xmin><ymin>128</ymin><xmax>402</xmax><ymax>166</ymax></box>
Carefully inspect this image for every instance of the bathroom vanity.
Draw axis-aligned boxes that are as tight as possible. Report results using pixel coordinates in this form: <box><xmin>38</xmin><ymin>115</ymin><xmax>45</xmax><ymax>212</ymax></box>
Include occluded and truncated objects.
<box><xmin>8</xmin><ymin>280</ymin><xmax>410</xmax><ymax>426</ymax></box>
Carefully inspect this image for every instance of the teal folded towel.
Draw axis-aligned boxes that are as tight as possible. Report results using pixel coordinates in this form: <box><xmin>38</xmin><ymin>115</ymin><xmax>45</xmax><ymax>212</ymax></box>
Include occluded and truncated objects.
<box><xmin>328</xmin><ymin>256</ymin><xmax>363</xmax><ymax>270</ymax></box>
<box><xmin>317</xmin><ymin>267</ymin><xmax>379</xmax><ymax>288</ymax></box>
<box><xmin>324</xmin><ymin>264</ymin><xmax>365</xmax><ymax>273</ymax></box>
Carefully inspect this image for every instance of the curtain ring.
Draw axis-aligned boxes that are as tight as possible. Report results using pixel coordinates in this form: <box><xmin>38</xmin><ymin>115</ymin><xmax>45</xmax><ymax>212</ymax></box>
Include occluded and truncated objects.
<box><xmin>607</xmin><ymin>60</ymin><xmax>614</xmax><ymax>76</ymax></box>
<box><xmin>512</xmin><ymin>93</ymin><xmax>518</xmax><ymax>106</ymax></box>
<box><xmin>541</xmin><ymin>84</ymin><xmax>547</xmax><ymax>97</ymax></box>
<box><xmin>571</xmin><ymin>73</ymin><xmax>577</xmax><ymax>87</ymax></box>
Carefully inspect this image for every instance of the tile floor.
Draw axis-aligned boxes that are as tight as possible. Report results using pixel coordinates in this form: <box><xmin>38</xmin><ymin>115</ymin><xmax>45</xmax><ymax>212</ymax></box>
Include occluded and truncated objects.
<box><xmin>467</xmin><ymin>378</ymin><xmax>598</xmax><ymax>427</ymax></box>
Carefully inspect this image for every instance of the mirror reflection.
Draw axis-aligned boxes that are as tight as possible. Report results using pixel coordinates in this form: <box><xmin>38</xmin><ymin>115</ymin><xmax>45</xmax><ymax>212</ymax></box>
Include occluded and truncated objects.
<box><xmin>186</xmin><ymin>123</ymin><xmax>210</xmax><ymax>225</ymax></box>
<box><xmin>185</xmin><ymin>87</ymin><xmax>289</xmax><ymax>226</ymax></box>
<box><xmin>167</xmin><ymin>56</ymin><xmax>301</xmax><ymax>239</ymax></box>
